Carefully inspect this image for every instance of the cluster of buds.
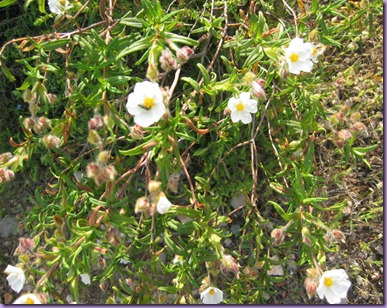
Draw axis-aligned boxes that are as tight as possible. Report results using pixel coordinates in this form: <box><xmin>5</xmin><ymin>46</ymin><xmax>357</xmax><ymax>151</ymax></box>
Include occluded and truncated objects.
<box><xmin>86</xmin><ymin>151</ymin><xmax>117</xmax><ymax>186</ymax></box>
<box><xmin>23</xmin><ymin>116</ymin><xmax>51</xmax><ymax>134</ymax></box>
<box><xmin>0</xmin><ymin>167</ymin><xmax>15</xmax><ymax>183</ymax></box>
<box><xmin>304</xmin><ymin>268</ymin><xmax>320</xmax><ymax>299</ymax></box>
<box><xmin>134</xmin><ymin>180</ymin><xmax>173</xmax><ymax>216</ymax></box>
<box><xmin>87</xmin><ymin>115</ymin><xmax>105</xmax><ymax>145</ymax></box>
<box><xmin>216</xmin><ymin>254</ymin><xmax>240</xmax><ymax>278</ymax></box>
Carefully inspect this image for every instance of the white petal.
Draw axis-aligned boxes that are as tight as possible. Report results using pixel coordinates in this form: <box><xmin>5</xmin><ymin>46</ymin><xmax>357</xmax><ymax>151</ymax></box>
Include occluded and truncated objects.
<box><xmin>240</xmin><ymin>111</ymin><xmax>252</xmax><ymax>124</ymax></box>
<box><xmin>13</xmin><ymin>293</ymin><xmax>42</xmax><ymax>304</ymax></box>
<box><xmin>230</xmin><ymin>111</ymin><xmax>241</xmax><ymax>123</ymax></box>
<box><xmin>4</xmin><ymin>265</ymin><xmax>23</xmax><ymax>275</ymax></box>
<box><xmin>227</xmin><ymin>97</ymin><xmax>239</xmax><ymax>111</ymax></box>
<box><xmin>324</xmin><ymin>287</ymin><xmax>341</xmax><ymax>304</ymax></box>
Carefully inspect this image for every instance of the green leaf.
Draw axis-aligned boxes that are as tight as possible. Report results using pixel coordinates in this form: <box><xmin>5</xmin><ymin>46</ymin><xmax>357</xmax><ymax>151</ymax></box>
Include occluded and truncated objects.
<box><xmin>40</xmin><ymin>38</ymin><xmax>72</xmax><ymax>51</ymax></box>
<box><xmin>268</xmin><ymin>201</ymin><xmax>293</xmax><ymax>221</ymax></box>
<box><xmin>352</xmin><ymin>144</ymin><xmax>378</xmax><ymax>155</ymax></box>
<box><xmin>116</xmin><ymin>36</ymin><xmax>153</xmax><ymax>59</ymax></box>
<box><xmin>164</xmin><ymin>231</ymin><xmax>185</xmax><ymax>256</ymax></box>
<box><xmin>163</xmin><ymin>32</ymin><xmax>198</xmax><ymax>46</ymax></box>
<box><xmin>120</xmin><ymin>17</ymin><xmax>144</xmax><ymax>28</ymax></box>
<box><xmin>181</xmin><ymin>77</ymin><xmax>200</xmax><ymax>91</ymax></box>
<box><xmin>0</xmin><ymin>60</ymin><xmax>16</xmax><ymax>82</ymax></box>
<box><xmin>197</xmin><ymin>63</ymin><xmax>210</xmax><ymax>84</ymax></box>
<box><xmin>0</xmin><ymin>0</ymin><xmax>16</xmax><ymax>8</ymax></box>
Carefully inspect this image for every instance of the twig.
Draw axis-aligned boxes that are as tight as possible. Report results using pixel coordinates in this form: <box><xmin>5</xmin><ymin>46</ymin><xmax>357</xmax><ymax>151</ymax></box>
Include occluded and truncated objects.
<box><xmin>281</xmin><ymin>0</ymin><xmax>299</xmax><ymax>37</ymax></box>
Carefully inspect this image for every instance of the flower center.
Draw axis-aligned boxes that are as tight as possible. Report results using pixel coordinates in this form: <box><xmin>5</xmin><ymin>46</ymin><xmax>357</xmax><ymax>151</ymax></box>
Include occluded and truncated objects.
<box><xmin>312</xmin><ymin>47</ymin><xmax>317</xmax><ymax>56</ymax></box>
<box><xmin>26</xmin><ymin>297</ymin><xmax>35</xmax><ymax>304</ymax></box>
<box><xmin>324</xmin><ymin>277</ymin><xmax>333</xmax><ymax>287</ymax></box>
<box><xmin>236</xmin><ymin>102</ymin><xmax>244</xmax><ymax>111</ymax></box>
<box><xmin>142</xmin><ymin>97</ymin><xmax>155</xmax><ymax>109</ymax></box>
<box><xmin>289</xmin><ymin>53</ymin><xmax>299</xmax><ymax>62</ymax></box>
<box><xmin>209</xmin><ymin>289</ymin><xmax>215</xmax><ymax>295</ymax></box>
<box><xmin>60</xmin><ymin>0</ymin><xmax>66</xmax><ymax>5</ymax></box>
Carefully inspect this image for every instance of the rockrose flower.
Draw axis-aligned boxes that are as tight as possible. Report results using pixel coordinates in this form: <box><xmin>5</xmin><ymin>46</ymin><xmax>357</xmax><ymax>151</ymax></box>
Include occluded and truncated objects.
<box><xmin>284</xmin><ymin>37</ymin><xmax>313</xmax><ymax>74</ymax></box>
<box><xmin>317</xmin><ymin>269</ymin><xmax>351</xmax><ymax>304</ymax></box>
<box><xmin>156</xmin><ymin>193</ymin><xmax>172</xmax><ymax>214</ymax></box>
<box><xmin>4</xmin><ymin>265</ymin><xmax>25</xmax><ymax>293</ymax></box>
<box><xmin>48</xmin><ymin>0</ymin><xmax>69</xmax><ymax>15</ymax></box>
<box><xmin>227</xmin><ymin>92</ymin><xmax>258</xmax><ymax>124</ymax></box>
<box><xmin>200</xmin><ymin>286</ymin><xmax>223</xmax><ymax>304</ymax></box>
<box><xmin>126</xmin><ymin>81</ymin><xmax>165</xmax><ymax>127</ymax></box>
<box><xmin>13</xmin><ymin>293</ymin><xmax>42</xmax><ymax>304</ymax></box>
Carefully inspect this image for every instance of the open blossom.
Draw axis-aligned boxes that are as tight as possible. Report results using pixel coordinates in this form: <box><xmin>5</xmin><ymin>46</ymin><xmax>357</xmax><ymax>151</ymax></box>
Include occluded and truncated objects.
<box><xmin>48</xmin><ymin>0</ymin><xmax>69</xmax><ymax>15</ymax></box>
<box><xmin>284</xmin><ymin>37</ymin><xmax>313</xmax><ymax>74</ymax></box>
<box><xmin>309</xmin><ymin>44</ymin><xmax>325</xmax><ymax>63</ymax></box>
<box><xmin>200</xmin><ymin>286</ymin><xmax>223</xmax><ymax>304</ymax></box>
<box><xmin>156</xmin><ymin>193</ymin><xmax>172</xmax><ymax>214</ymax></box>
<box><xmin>172</xmin><ymin>255</ymin><xmax>183</xmax><ymax>264</ymax></box>
<box><xmin>227</xmin><ymin>92</ymin><xmax>258</xmax><ymax>124</ymax></box>
<box><xmin>4</xmin><ymin>265</ymin><xmax>25</xmax><ymax>293</ymax></box>
<box><xmin>126</xmin><ymin>81</ymin><xmax>165</xmax><ymax>127</ymax></box>
<box><xmin>13</xmin><ymin>293</ymin><xmax>42</xmax><ymax>304</ymax></box>
<box><xmin>317</xmin><ymin>269</ymin><xmax>351</xmax><ymax>304</ymax></box>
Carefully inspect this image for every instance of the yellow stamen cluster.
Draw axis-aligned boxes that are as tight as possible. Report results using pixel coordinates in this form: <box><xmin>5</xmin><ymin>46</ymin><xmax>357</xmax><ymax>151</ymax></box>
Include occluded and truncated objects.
<box><xmin>143</xmin><ymin>97</ymin><xmax>155</xmax><ymax>109</ymax></box>
<box><xmin>236</xmin><ymin>102</ymin><xmax>244</xmax><ymax>111</ymax></box>
<box><xmin>290</xmin><ymin>53</ymin><xmax>299</xmax><ymax>62</ymax></box>
<box><xmin>324</xmin><ymin>277</ymin><xmax>333</xmax><ymax>287</ymax></box>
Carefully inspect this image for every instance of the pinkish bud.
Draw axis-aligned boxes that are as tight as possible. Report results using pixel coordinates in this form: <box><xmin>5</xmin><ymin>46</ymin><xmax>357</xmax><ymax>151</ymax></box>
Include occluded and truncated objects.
<box><xmin>86</xmin><ymin>162</ymin><xmax>100</xmax><ymax>178</ymax></box>
<box><xmin>334</xmin><ymin>129</ymin><xmax>352</xmax><ymax>148</ymax></box>
<box><xmin>0</xmin><ymin>167</ymin><xmax>15</xmax><ymax>183</ymax></box>
<box><xmin>159</xmin><ymin>49</ymin><xmax>178</xmax><ymax>72</ymax></box>
<box><xmin>42</xmin><ymin>134</ymin><xmax>61</xmax><ymax>149</ymax></box>
<box><xmin>219</xmin><ymin>254</ymin><xmax>239</xmax><ymax>277</ymax></box>
<box><xmin>302</xmin><ymin>227</ymin><xmax>312</xmax><ymax>247</ymax></box>
<box><xmin>14</xmin><ymin>237</ymin><xmax>35</xmax><ymax>255</ymax></box>
<box><xmin>102</xmin><ymin>165</ymin><xmax>117</xmax><ymax>182</ymax></box>
<box><xmin>304</xmin><ymin>277</ymin><xmax>318</xmax><ymax>299</ymax></box>
<box><xmin>135</xmin><ymin>197</ymin><xmax>150</xmax><ymax>214</ymax></box>
<box><xmin>351</xmin><ymin>121</ymin><xmax>366</xmax><ymax>133</ymax></box>
<box><xmin>23</xmin><ymin>117</ymin><xmax>35</xmax><ymax>130</ymax></box>
<box><xmin>250</xmin><ymin>80</ymin><xmax>266</xmax><ymax>99</ymax></box>
<box><xmin>46</xmin><ymin>93</ymin><xmax>58</xmax><ymax>105</ymax></box>
<box><xmin>38</xmin><ymin>117</ymin><xmax>51</xmax><ymax>129</ymax></box>
<box><xmin>129</xmin><ymin>125</ymin><xmax>144</xmax><ymax>140</ymax></box>
<box><xmin>176</xmin><ymin>46</ymin><xmax>194</xmax><ymax>63</ymax></box>
<box><xmin>271</xmin><ymin>228</ymin><xmax>285</xmax><ymax>246</ymax></box>
<box><xmin>88</xmin><ymin>115</ymin><xmax>104</xmax><ymax>130</ymax></box>
<box><xmin>332</xmin><ymin>229</ymin><xmax>346</xmax><ymax>243</ymax></box>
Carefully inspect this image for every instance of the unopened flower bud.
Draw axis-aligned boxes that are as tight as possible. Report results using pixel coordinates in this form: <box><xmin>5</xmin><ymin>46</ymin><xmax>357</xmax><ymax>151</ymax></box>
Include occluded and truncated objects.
<box><xmin>350</xmin><ymin>111</ymin><xmax>361</xmax><ymax>122</ymax></box>
<box><xmin>243</xmin><ymin>72</ymin><xmax>256</xmax><ymax>84</ymax></box>
<box><xmin>0</xmin><ymin>167</ymin><xmax>15</xmax><ymax>183</ymax></box>
<box><xmin>271</xmin><ymin>228</ymin><xmax>285</xmax><ymax>246</ymax></box>
<box><xmin>29</xmin><ymin>102</ymin><xmax>39</xmax><ymax>117</ymax></box>
<box><xmin>23</xmin><ymin>89</ymin><xmax>35</xmax><ymax>103</ymax></box>
<box><xmin>88</xmin><ymin>130</ymin><xmax>101</xmax><ymax>145</ymax></box>
<box><xmin>306</xmin><ymin>268</ymin><xmax>319</xmax><ymax>279</ymax></box>
<box><xmin>351</xmin><ymin>121</ymin><xmax>366</xmax><ymax>133</ymax></box>
<box><xmin>97</xmin><ymin>151</ymin><xmax>110</xmax><ymax>164</ymax></box>
<box><xmin>129</xmin><ymin>125</ymin><xmax>144</xmax><ymax>140</ymax></box>
<box><xmin>167</xmin><ymin>173</ymin><xmax>180</xmax><ymax>194</ymax></box>
<box><xmin>14</xmin><ymin>237</ymin><xmax>35</xmax><ymax>255</ymax></box>
<box><xmin>86</xmin><ymin>162</ymin><xmax>100</xmax><ymax>178</ymax></box>
<box><xmin>334</xmin><ymin>129</ymin><xmax>352</xmax><ymax>148</ymax></box>
<box><xmin>38</xmin><ymin>117</ymin><xmax>51</xmax><ymax>129</ymax></box>
<box><xmin>219</xmin><ymin>254</ymin><xmax>239</xmax><ymax>277</ymax></box>
<box><xmin>146</xmin><ymin>63</ymin><xmax>159</xmax><ymax>83</ymax></box>
<box><xmin>23</xmin><ymin>117</ymin><xmax>35</xmax><ymax>130</ymax></box>
<box><xmin>250</xmin><ymin>80</ymin><xmax>266</xmax><ymax>99</ymax></box>
<box><xmin>88</xmin><ymin>115</ymin><xmax>104</xmax><ymax>130</ymax></box>
<box><xmin>304</xmin><ymin>277</ymin><xmax>318</xmax><ymax>299</ymax></box>
<box><xmin>159</xmin><ymin>49</ymin><xmax>178</xmax><ymax>72</ymax></box>
<box><xmin>102</xmin><ymin>165</ymin><xmax>117</xmax><ymax>182</ymax></box>
<box><xmin>46</xmin><ymin>93</ymin><xmax>58</xmax><ymax>105</ymax></box>
<box><xmin>103</xmin><ymin>115</ymin><xmax>114</xmax><ymax>130</ymax></box>
<box><xmin>0</xmin><ymin>152</ymin><xmax>12</xmax><ymax>164</ymax></box>
<box><xmin>43</xmin><ymin>135</ymin><xmax>61</xmax><ymax>149</ymax></box>
<box><xmin>148</xmin><ymin>180</ymin><xmax>161</xmax><ymax>195</ymax></box>
<box><xmin>176</xmin><ymin>46</ymin><xmax>194</xmax><ymax>63</ymax></box>
<box><xmin>135</xmin><ymin>196</ymin><xmax>150</xmax><ymax>214</ymax></box>
<box><xmin>332</xmin><ymin>229</ymin><xmax>346</xmax><ymax>242</ymax></box>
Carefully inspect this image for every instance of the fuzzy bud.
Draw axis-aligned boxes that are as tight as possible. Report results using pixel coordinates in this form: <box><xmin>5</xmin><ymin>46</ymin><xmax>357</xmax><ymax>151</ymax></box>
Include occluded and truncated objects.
<box><xmin>86</xmin><ymin>162</ymin><xmax>100</xmax><ymax>178</ymax></box>
<box><xmin>0</xmin><ymin>152</ymin><xmax>12</xmax><ymax>165</ymax></box>
<box><xmin>42</xmin><ymin>134</ymin><xmax>61</xmax><ymax>149</ymax></box>
<box><xmin>88</xmin><ymin>115</ymin><xmax>104</xmax><ymax>130</ymax></box>
<box><xmin>135</xmin><ymin>197</ymin><xmax>150</xmax><ymax>214</ymax></box>
<box><xmin>271</xmin><ymin>228</ymin><xmax>285</xmax><ymax>246</ymax></box>
<box><xmin>129</xmin><ymin>125</ymin><xmax>144</xmax><ymax>140</ymax></box>
<box><xmin>102</xmin><ymin>165</ymin><xmax>117</xmax><ymax>182</ymax></box>
<box><xmin>0</xmin><ymin>167</ymin><xmax>15</xmax><ymax>183</ymax></box>
<box><xmin>46</xmin><ymin>93</ymin><xmax>58</xmax><ymax>105</ymax></box>
<box><xmin>302</xmin><ymin>227</ymin><xmax>312</xmax><ymax>247</ymax></box>
<box><xmin>304</xmin><ymin>277</ymin><xmax>318</xmax><ymax>299</ymax></box>
<box><xmin>88</xmin><ymin>130</ymin><xmax>101</xmax><ymax>145</ymax></box>
<box><xmin>97</xmin><ymin>151</ymin><xmax>110</xmax><ymax>164</ymax></box>
<box><xmin>22</xmin><ymin>89</ymin><xmax>35</xmax><ymax>103</ymax></box>
<box><xmin>23</xmin><ymin>117</ymin><xmax>35</xmax><ymax>130</ymax></box>
<box><xmin>159</xmin><ymin>49</ymin><xmax>178</xmax><ymax>72</ymax></box>
<box><xmin>306</xmin><ymin>268</ymin><xmax>319</xmax><ymax>279</ymax></box>
<box><xmin>14</xmin><ymin>237</ymin><xmax>35</xmax><ymax>255</ymax></box>
<box><xmin>332</xmin><ymin>229</ymin><xmax>346</xmax><ymax>243</ymax></box>
<box><xmin>176</xmin><ymin>46</ymin><xmax>194</xmax><ymax>63</ymax></box>
<box><xmin>167</xmin><ymin>173</ymin><xmax>180</xmax><ymax>194</ymax></box>
<box><xmin>219</xmin><ymin>254</ymin><xmax>239</xmax><ymax>277</ymax></box>
<box><xmin>351</xmin><ymin>121</ymin><xmax>366</xmax><ymax>133</ymax></box>
<box><xmin>334</xmin><ymin>129</ymin><xmax>352</xmax><ymax>148</ymax></box>
<box><xmin>148</xmin><ymin>180</ymin><xmax>161</xmax><ymax>195</ymax></box>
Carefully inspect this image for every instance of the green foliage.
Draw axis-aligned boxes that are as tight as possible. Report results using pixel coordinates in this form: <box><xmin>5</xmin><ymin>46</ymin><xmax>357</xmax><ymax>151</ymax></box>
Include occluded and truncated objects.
<box><xmin>0</xmin><ymin>0</ymin><xmax>382</xmax><ymax>304</ymax></box>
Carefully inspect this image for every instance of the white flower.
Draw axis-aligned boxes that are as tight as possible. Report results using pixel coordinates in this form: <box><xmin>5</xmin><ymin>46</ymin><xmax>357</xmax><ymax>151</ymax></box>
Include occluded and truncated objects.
<box><xmin>13</xmin><ymin>293</ymin><xmax>42</xmax><ymax>304</ymax></box>
<box><xmin>284</xmin><ymin>37</ymin><xmax>313</xmax><ymax>74</ymax></box>
<box><xmin>156</xmin><ymin>194</ymin><xmax>172</xmax><ymax>214</ymax></box>
<box><xmin>200</xmin><ymin>287</ymin><xmax>223</xmax><ymax>304</ymax></box>
<box><xmin>172</xmin><ymin>255</ymin><xmax>183</xmax><ymax>264</ymax></box>
<box><xmin>126</xmin><ymin>81</ymin><xmax>165</xmax><ymax>127</ymax></box>
<box><xmin>120</xmin><ymin>259</ymin><xmax>130</xmax><ymax>265</ymax></box>
<box><xmin>227</xmin><ymin>92</ymin><xmax>258</xmax><ymax>124</ymax></box>
<box><xmin>80</xmin><ymin>273</ymin><xmax>91</xmax><ymax>285</ymax></box>
<box><xmin>48</xmin><ymin>0</ymin><xmax>69</xmax><ymax>15</ymax></box>
<box><xmin>4</xmin><ymin>265</ymin><xmax>25</xmax><ymax>293</ymax></box>
<box><xmin>316</xmin><ymin>269</ymin><xmax>351</xmax><ymax>304</ymax></box>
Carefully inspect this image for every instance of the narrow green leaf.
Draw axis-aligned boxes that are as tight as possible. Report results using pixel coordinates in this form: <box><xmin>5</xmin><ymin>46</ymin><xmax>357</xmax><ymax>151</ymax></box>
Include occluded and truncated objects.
<box><xmin>116</xmin><ymin>36</ymin><xmax>153</xmax><ymax>59</ymax></box>
<box><xmin>0</xmin><ymin>0</ymin><xmax>16</xmax><ymax>8</ymax></box>
<box><xmin>41</xmin><ymin>38</ymin><xmax>72</xmax><ymax>51</ymax></box>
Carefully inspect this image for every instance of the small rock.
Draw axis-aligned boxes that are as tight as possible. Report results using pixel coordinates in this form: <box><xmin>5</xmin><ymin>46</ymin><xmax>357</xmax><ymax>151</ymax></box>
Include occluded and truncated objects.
<box><xmin>0</xmin><ymin>215</ymin><xmax>18</xmax><ymax>237</ymax></box>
